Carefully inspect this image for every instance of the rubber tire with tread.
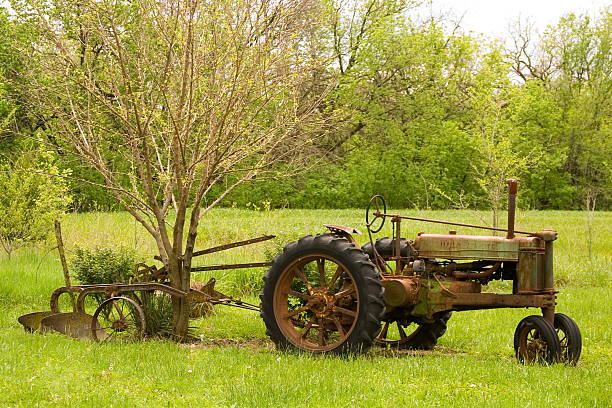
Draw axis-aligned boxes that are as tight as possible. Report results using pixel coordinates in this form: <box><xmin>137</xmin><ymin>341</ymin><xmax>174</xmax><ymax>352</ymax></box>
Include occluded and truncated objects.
<box><xmin>390</xmin><ymin>311</ymin><xmax>452</xmax><ymax>350</ymax></box>
<box><xmin>260</xmin><ymin>234</ymin><xmax>385</xmax><ymax>354</ymax></box>
<box><xmin>514</xmin><ymin>315</ymin><xmax>561</xmax><ymax>364</ymax></box>
<box><xmin>362</xmin><ymin>237</ymin><xmax>409</xmax><ymax>259</ymax></box>
<box><xmin>554</xmin><ymin>313</ymin><xmax>581</xmax><ymax>365</ymax></box>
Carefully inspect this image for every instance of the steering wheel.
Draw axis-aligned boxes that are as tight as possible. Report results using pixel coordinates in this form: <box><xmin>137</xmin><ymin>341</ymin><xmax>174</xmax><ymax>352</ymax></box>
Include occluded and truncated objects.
<box><xmin>366</xmin><ymin>195</ymin><xmax>386</xmax><ymax>233</ymax></box>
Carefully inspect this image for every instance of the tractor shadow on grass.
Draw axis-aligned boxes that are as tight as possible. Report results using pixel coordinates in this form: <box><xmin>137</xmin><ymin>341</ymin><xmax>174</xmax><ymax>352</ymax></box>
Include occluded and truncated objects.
<box><xmin>182</xmin><ymin>337</ymin><xmax>275</xmax><ymax>350</ymax></box>
<box><xmin>182</xmin><ymin>336</ymin><xmax>468</xmax><ymax>360</ymax></box>
<box><xmin>367</xmin><ymin>345</ymin><xmax>468</xmax><ymax>359</ymax></box>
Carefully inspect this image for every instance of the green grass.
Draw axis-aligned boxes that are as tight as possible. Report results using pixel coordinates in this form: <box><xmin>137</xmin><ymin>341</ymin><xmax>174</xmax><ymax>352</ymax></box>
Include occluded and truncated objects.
<box><xmin>0</xmin><ymin>209</ymin><xmax>611</xmax><ymax>407</ymax></box>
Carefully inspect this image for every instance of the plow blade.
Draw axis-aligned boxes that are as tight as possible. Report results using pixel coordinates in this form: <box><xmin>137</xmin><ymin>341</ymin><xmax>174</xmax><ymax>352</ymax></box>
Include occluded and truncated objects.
<box><xmin>18</xmin><ymin>311</ymin><xmax>56</xmax><ymax>332</ymax></box>
<box><xmin>18</xmin><ymin>312</ymin><xmax>94</xmax><ymax>339</ymax></box>
<box><xmin>41</xmin><ymin>312</ymin><xmax>94</xmax><ymax>339</ymax></box>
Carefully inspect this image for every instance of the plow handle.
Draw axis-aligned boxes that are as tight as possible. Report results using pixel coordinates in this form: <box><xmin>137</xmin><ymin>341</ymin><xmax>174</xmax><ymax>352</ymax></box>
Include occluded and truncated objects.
<box><xmin>54</xmin><ymin>220</ymin><xmax>76</xmax><ymax>311</ymax></box>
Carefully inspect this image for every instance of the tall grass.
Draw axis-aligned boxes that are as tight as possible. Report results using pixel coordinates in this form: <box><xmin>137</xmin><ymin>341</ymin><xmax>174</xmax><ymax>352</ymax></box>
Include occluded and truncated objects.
<box><xmin>0</xmin><ymin>209</ymin><xmax>610</xmax><ymax>407</ymax></box>
<box><xmin>1</xmin><ymin>209</ymin><xmax>609</xmax><ymax>300</ymax></box>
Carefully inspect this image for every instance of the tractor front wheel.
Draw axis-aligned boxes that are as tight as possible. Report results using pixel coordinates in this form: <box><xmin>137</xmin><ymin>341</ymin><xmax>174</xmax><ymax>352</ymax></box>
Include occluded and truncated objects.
<box><xmin>260</xmin><ymin>234</ymin><xmax>385</xmax><ymax>354</ymax></box>
<box><xmin>514</xmin><ymin>315</ymin><xmax>561</xmax><ymax>364</ymax></box>
<box><xmin>554</xmin><ymin>313</ymin><xmax>581</xmax><ymax>365</ymax></box>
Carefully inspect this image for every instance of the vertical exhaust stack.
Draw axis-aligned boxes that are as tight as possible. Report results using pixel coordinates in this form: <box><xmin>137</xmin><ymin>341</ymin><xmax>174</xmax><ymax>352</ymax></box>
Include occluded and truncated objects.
<box><xmin>506</xmin><ymin>179</ymin><xmax>517</xmax><ymax>239</ymax></box>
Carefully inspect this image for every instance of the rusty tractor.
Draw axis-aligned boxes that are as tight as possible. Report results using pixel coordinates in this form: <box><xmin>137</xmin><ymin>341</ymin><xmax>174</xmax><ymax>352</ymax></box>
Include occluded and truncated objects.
<box><xmin>259</xmin><ymin>179</ymin><xmax>581</xmax><ymax>364</ymax></box>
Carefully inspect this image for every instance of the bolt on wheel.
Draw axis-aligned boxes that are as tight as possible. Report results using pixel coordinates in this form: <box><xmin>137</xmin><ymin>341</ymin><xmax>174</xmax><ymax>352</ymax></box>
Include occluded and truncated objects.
<box><xmin>91</xmin><ymin>296</ymin><xmax>146</xmax><ymax>342</ymax></box>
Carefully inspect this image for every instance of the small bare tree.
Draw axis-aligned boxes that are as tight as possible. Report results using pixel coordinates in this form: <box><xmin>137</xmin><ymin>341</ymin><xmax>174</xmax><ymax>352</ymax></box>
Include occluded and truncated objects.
<box><xmin>15</xmin><ymin>0</ymin><xmax>328</xmax><ymax>337</ymax></box>
<box><xmin>471</xmin><ymin>99</ymin><xmax>533</xmax><ymax>232</ymax></box>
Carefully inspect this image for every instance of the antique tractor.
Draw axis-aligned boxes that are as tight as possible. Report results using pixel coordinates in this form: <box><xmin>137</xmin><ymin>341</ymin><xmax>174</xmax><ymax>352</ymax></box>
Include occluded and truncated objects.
<box><xmin>260</xmin><ymin>179</ymin><xmax>581</xmax><ymax>364</ymax></box>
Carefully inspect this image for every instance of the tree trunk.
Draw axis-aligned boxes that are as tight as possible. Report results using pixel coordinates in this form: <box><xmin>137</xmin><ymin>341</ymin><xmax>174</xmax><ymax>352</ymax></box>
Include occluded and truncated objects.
<box><xmin>172</xmin><ymin>296</ymin><xmax>191</xmax><ymax>339</ymax></box>
<box><xmin>165</xmin><ymin>252</ymin><xmax>192</xmax><ymax>339</ymax></box>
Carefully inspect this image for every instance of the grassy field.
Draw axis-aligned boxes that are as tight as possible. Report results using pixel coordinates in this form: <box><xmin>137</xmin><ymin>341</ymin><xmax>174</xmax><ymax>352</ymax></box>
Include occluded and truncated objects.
<box><xmin>0</xmin><ymin>209</ymin><xmax>611</xmax><ymax>407</ymax></box>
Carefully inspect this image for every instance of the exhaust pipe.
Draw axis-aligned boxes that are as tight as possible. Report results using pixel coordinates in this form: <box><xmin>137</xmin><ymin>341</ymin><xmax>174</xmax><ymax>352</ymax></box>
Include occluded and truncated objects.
<box><xmin>506</xmin><ymin>179</ymin><xmax>517</xmax><ymax>239</ymax></box>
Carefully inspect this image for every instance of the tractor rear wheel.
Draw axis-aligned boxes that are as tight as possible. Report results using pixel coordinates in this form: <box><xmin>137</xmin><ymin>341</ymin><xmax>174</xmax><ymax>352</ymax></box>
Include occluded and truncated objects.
<box><xmin>376</xmin><ymin>312</ymin><xmax>452</xmax><ymax>350</ymax></box>
<box><xmin>260</xmin><ymin>234</ymin><xmax>385</xmax><ymax>354</ymax></box>
<box><xmin>361</xmin><ymin>237</ymin><xmax>410</xmax><ymax>259</ymax></box>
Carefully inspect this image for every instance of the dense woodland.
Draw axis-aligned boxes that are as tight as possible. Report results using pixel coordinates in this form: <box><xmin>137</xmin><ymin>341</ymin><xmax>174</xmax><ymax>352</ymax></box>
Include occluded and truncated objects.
<box><xmin>1</xmin><ymin>0</ymin><xmax>611</xmax><ymax>212</ymax></box>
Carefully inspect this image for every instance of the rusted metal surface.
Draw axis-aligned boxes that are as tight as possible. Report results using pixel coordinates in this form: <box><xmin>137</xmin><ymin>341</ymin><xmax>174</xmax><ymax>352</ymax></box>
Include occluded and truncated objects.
<box><xmin>323</xmin><ymin>224</ymin><xmax>362</xmax><ymax>235</ymax></box>
<box><xmin>374</xmin><ymin>212</ymin><xmax>537</xmax><ymax>236</ymax></box>
<box><xmin>324</xmin><ymin>224</ymin><xmax>361</xmax><ymax>245</ymax></box>
<box><xmin>448</xmin><ymin>280</ymin><xmax>481</xmax><ymax>294</ymax></box>
<box><xmin>191</xmin><ymin>262</ymin><xmax>272</xmax><ymax>272</ymax></box>
<box><xmin>272</xmin><ymin>253</ymin><xmax>360</xmax><ymax>352</ymax></box>
<box><xmin>451</xmin><ymin>262</ymin><xmax>499</xmax><ymax>282</ymax></box>
<box><xmin>414</xmin><ymin>234</ymin><xmax>520</xmax><ymax>261</ymax></box>
<box><xmin>363</xmin><ymin>178</ymin><xmax>580</xmax><ymax>363</ymax></box>
<box><xmin>91</xmin><ymin>297</ymin><xmax>146</xmax><ymax>342</ymax></box>
<box><xmin>17</xmin><ymin>311</ymin><xmax>56</xmax><ymax>332</ymax></box>
<box><xmin>19</xmin><ymin>179</ymin><xmax>578</xmax><ymax>363</ymax></box>
<box><xmin>20</xmin><ymin>233</ymin><xmax>275</xmax><ymax>337</ymax></box>
<box><xmin>19</xmin><ymin>222</ymin><xmax>95</xmax><ymax>338</ymax></box>
<box><xmin>192</xmin><ymin>234</ymin><xmax>275</xmax><ymax>257</ymax></box>
<box><xmin>41</xmin><ymin>312</ymin><xmax>95</xmax><ymax>339</ymax></box>
<box><xmin>506</xmin><ymin>179</ymin><xmax>517</xmax><ymax>239</ymax></box>
<box><xmin>381</xmin><ymin>277</ymin><xmax>418</xmax><ymax>307</ymax></box>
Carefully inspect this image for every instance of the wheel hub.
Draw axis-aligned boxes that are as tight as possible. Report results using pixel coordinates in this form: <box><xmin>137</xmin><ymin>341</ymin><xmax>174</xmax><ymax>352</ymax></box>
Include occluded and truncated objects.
<box><xmin>309</xmin><ymin>289</ymin><xmax>336</xmax><ymax>317</ymax></box>
<box><xmin>111</xmin><ymin>319</ymin><xmax>127</xmax><ymax>331</ymax></box>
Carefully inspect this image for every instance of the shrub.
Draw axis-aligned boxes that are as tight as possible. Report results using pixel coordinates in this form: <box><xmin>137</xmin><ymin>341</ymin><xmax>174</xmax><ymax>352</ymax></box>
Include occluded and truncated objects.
<box><xmin>70</xmin><ymin>246</ymin><xmax>136</xmax><ymax>285</ymax></box>
<box><xmin>0</xmin><ymin>147</ymin><xmax>71</xmax><ymax>258</ymax></box>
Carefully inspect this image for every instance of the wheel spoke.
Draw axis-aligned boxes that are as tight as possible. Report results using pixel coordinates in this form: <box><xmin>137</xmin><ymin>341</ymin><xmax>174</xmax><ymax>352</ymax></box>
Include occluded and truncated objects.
<box><xmin>379</xmin><ymin>322</ymin><xmax>390</xmax><ymax>339</ymax></box>
<box><xmin>300</xmin><ymin>317</ymin><xmax>315</xmax><ymax>339</ymax></box>
<box><xmin>317</xmin><ymin>318</ymin><xmax>326</xmax><ymax>346</ymax></box>
<box><xmin>286</xmin><ymin>304</ymin><xmax>310</xmax><ymax>318</ymax></box>
<box><xmin>113</xmin><ymin>301</ymin><xmax>125</xmax><ymax>319</ymax></box>
<box><xmin>317</xmin><ymin>258</ymin><xmax>326</xmax><ymax>287</ymax></box>
<box><xmin>334</xmin><ymin>286</ymin><xmax>356</xmax><ymax>300</ymax></box>
<box><xmin>331</xmin><ymin>316</ymin><xmax>346</xmax><ymax>336</ymax></box>
<box><xmin>397</xmin><ymin>323</ymin><xmax>408</xmax><ymax>340</ymax></box>
<box><xmin>293</xmin><ymin>267</ymin><xmax>313</xmax><ymax>293</ymax></box>
<box><xmin>334</xmin><ymin>306</ymin><xmax>356</xmax><ymax>318</ymax></box>
<box><xmin>326</xmin><ymin>266</ymin><xmax>344</xmax><ymax>291</ymax></box>
<box><xmin>557</xmin><ymin>329</ymin><xmax>567</xmax><ymax>343</ymax></box>
<box><xmin>288</xmin><ymin>290</ymin><xmax>311</xmax><ymax>301</ymax></box>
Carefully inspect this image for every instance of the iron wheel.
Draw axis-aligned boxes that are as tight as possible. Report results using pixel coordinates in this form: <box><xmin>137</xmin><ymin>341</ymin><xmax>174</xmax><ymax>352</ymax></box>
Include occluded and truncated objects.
<box><xmin>91</xmin><ymin>296</ymin><xmax>146</xmax><ymax>342</ymax></box>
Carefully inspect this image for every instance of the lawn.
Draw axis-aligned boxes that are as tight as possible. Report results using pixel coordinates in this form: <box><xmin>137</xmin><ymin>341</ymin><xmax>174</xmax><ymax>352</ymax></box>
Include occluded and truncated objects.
<box><xmin>0</xmin><ymin>208</ymin><xmax>610</xmax><ymax>407</ymax></box>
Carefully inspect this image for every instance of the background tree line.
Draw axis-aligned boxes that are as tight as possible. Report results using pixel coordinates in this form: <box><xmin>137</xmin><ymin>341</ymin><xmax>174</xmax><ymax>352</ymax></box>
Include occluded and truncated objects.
<box><xmin>1</xmin><ymin>0</ymin><xmax>611</xmax><ymax>212</ymax></box>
